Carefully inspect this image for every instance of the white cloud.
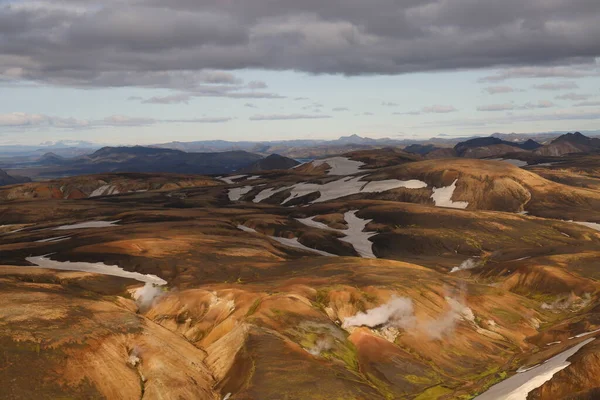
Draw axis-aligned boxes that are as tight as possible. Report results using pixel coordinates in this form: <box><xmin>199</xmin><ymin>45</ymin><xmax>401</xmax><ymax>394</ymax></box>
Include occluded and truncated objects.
<box><xmin>533</xmin><ymin>81</ymin><xmax>579</xmax><ymax>91</ymax></box>
<box><xmin>422</xmin><ymin>105</ymin><xmax>457</xmax><ymax>114</ymax></box>
<box><xmin>249</xmin><ymin>114</ymin><xmax>331</xmax><ymax>121</ymax></box>
<box><xmin>556</xmin><ymin>93</ymin><xmax>593</xmax><ymax>101</ymax></box>
<box><xmin>483</xmin><ymin>86</ymin><xmax>517</xmax><ymax>94</ymax></box>
<box><xmin>0</xmin><ymin>113</ymin><xmax>231</xmax><ymax>129</ymax></box>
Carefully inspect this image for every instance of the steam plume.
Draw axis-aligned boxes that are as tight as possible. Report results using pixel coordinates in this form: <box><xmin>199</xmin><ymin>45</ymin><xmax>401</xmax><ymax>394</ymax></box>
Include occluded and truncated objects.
<box><xmin>343</xmin><ymin>296</ymin><xmax>416</xmax><ymax>329</ymax></box>
<box><xmin>342</xmin><ymin>292</ymin><xmax>475</xmax><ymax>340</ymax></box>
<box><xmin>450</xmin><ymin>258</ymin><xmax>480</xmax><ymax>273</ymax></box>
<box><xmin>133</xmin><ymin>283</ymin><xmax>164</xmax><ymax>311</ymax></box>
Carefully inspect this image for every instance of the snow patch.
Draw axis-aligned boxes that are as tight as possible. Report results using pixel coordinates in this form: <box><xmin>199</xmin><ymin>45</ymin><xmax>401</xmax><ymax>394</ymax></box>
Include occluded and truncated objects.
<box><xmin>90</xmin><ymin>185</ymin><xmax>120</xmax><ymax>197</ymax></box>
<box><xmin>312</xmin><ymin>157</ymin><xmax>365</xmax><ymax>175</ymax></box>
<box><xmin>297</xmin><ymin>210</ymin><xmax>378</xmax><ymax>258</ymax></box>
<box><xmin>53</xmin><ymin>220</ymin><xmax>121</xmax><ymax>230</ymax></box>
<box><xmin>228</xmin><ymin>186</ymin><xmax>253</xmax><ymax>201</ymax></box>
<box><xmin>237</xmin><ymin>225</ymin><xmax>258</xmax><ymax>233</ymax></box>
<box><xmin>570</xmin><ymin>220</ymin><xmax>600</xmax><ymax>232</ymax></box>
<box><xmin>25</xmin><ymin>255</ymin><xmax>167</xmax><ymax>285</ymax></box>
<box><xmin>430</xmin><ymin>179</ymin><xmax>469</xmax><ymax>209</ymax></box>
<box><xmin>218</xmin><ymin>175</ymin><xmax>247</xmax><ymax>184</ymax></box>
<box><xmin>339</xmin><ymin>211</ymin><xmax>377</xmax><ymax>258</ymax></box>
<box><xmin>35</xmin><ymin>236</ymin><xmax>71</xmax><ymax>243</ymax></box>
<box><xmin>516</xmin><ymin>364</ymin><xmax>540</xmax><ymax>373</ymax></box>
<box><xmin>253</xmin><ymin>186</ymin><xmax>292</xmax><ymax>203</ymax></box>
<box><xmin>254</xmin><ymin>175</ymin><xmax>427</xmax><ymax>205</ymax></box>
<box><xmin>270</xmin><ymin>236</ymin><xmax>337</xmax><ymax>257</ymax></box>
<box><xmin>475</xmin><ymin>338</ymin><xmax>595</xmax><ymax>400</ymax></box>
<box><xmin>296</xmin><ymin>217</ymin><xmax>337</xmax><ymax>231</ymax></box>
<box><xmin>569</xmin><ymin>328</ymin><xmax>600</xmax><ymax>340</ymax></box>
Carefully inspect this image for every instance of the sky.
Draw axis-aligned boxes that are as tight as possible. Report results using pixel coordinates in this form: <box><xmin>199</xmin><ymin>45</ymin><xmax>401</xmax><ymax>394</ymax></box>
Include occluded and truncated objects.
<box><xmin>0</xmin><ymin>0</ymin><xmax>599</xmax><ymax>145</ymax></box>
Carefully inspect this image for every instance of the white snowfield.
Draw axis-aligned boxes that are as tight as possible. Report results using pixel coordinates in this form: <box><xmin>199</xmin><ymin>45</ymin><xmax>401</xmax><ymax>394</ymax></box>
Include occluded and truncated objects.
<box><xmin>270</xmin><ymin>236</ymin><xmax>337</xmax><ymax>257</ymax></box>
<box><xmin>295</xmin><ymin>217</ymin><xmax>338</xmax><ymax>231</ymax></box>
<box><xmin>253</xmin><ymin>175</ymin><xmax>427</xmax><ymax>205</ymax></box>
<box><xmin>475</xmin><ymin>338</ymin><xmax>595</xmax><ymax>400</ymax></box>
<box><xmin>570</xmin><ymin>220</ymin><xmax>600</xmax><ymax>232</ymax></box>
<box><xmin>253</xmin><ymin>186</ymin><xmax>290</xmax><ymax>203</ymax></box>
<box><xmin>218</xmin><ymin>175</ymin><xmax>247</xmax><ymax>184</ymax></box>
<box><xmin>297</xmin><ymin>210</ymin><xmax>378</xmax><ymax>258</ymax></box>
<box><xmin>339</xmin><ymin>211</ymin><xmax>377</xmax><ymax>258</ymax></box>
<box><xmin>53</xmin><ymin>220</ymin><xmax>121</xmax><ymax>230</ymax></box>
<box><xmin>35</xmin><ymin>236</ymin><xmax>71</xmax><ymax>243</ymax></box>
<box><xmin>236</xmin><ymin>224</ymin><xmax>335</xmax><ymax>256</ymax></box>
<box><xmin>228</xmin><ymin>186</ymin><xmax>253</xmax><ymax>201</ymax></box>
<box><xmin>489</xmin><ymin>158</ymin><xmax>528</xmax><ymax>167</ymax></box>
<box><xmin>89</xmin><ymin>184</ymin><xmax>120</xmax><ymax>197</ymax></box>
<box><xmin>236</xmin><ymin>225</ymin><xmax>258</xmax><ymax>233</ymax></box>
<box><xmin>430</xmin><ymin>179</ymin><xmax>469</xmax><ymax>209</ymax></box>
<box><xmin>25</xmin><ymin>255</ymin><xmax>167</xmax><ymax>285</ymax></box>
<box><xmin>312</xmin><ymin>157</ymin><xmax>365</xmax><ymax>175</ymax></box>
<box><xmin>568</xmin><ymin>328</ymin><xmax>600</xmax><ymax>339</ymax></box>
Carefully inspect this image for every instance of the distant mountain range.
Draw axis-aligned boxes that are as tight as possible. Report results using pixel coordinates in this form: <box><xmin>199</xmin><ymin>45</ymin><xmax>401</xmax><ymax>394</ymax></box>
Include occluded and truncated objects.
<box><xmin>5</xmin><ymin>146</ymin><xmax>302</xmax><ymax>180</ymax></box>
<box><xmin>404</xmin><ymin>131</ymin><xmax>600</xmax><ymax>159</ymax></box>
<box><xmin>2</xmin><ymin>131</ymin><xmax>600</xmax><ymax>181</ymax></box>
<box><xmin>0</xmin><ymin>168</ymin><xmax>31</xmax><ymax>187</ymax></box>
<box><xmin>2</xmin><ymin>131</ymin><xmax>599</xmax><ymax>160</ymax></box>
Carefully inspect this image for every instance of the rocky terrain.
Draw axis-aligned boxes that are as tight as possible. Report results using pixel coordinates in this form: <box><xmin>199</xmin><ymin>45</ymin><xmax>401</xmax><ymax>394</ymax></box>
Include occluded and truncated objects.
<box><xmin>2</xmin><ymin>149</ymin><xmax>600</xmax><ymax>399</ymax></box>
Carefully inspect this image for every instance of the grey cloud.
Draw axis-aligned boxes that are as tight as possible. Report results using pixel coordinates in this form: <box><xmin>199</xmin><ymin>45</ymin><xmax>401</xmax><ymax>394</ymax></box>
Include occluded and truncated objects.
<box><xmin>477</xmin><ymin>100</ymin><xmax>555</xmax><ymax>111</ymax></box>
<box><xmin>245</xmin><ymin>103</ymin><xmax>257</xmax><ymax>108</ymax></box>
<box><xmin>419</xmin><ymin>107</ymin><xmax>600</xmax><ymax>129</ymax></box>
<box><xmin>477</xmin><ymin>103</ymin><xmax>515</xmax><ymax>112</ymax></box>
<box><xmin>137</xmin><ymin>84</ymin><xmax>285</xmax><ymax>102</ymax></box>
<box><xmin>395</xmin><ymin>106</ymin><xmax>455</xmax><ymax>115</ymax></box>
<box><xmin>533</xmin><ymin>81</ymin><xmax>579</xmax><ymax>91</ymax></box>
<box><xmin>382</xmin><ymin>102</ymin><xmax>398</xmax><ymax>107</ymax></box>
<box><xmin>142</xmin><ymin>94</ymin><xmax>191</xmax><ymax>104</ymax></box>
<box><xmin>394</xmin><ymin>111</ymin><xmax>422</xmax><ymax>116</ymax></box>
<box><xmin>247</xmin><ymin>80</ymin><xmax>268</xmax><ymax>89</ymax></box>
<box><xmin>1</xmin><ymin>0</ymin><xmax>600</xmax><ymax>87</ymax></box>
<box><xmin>0</xmin><ymin>112</ymin><xmax>231</xmax><ymax>129</ymax></box>
<box><xmin>483</xmin><ymin>86</ymin><xmax>517</xmax><ymax>94</ymax></box>
<box><xmin>574</xmin><ymin>101</ymin><xmax>600</xmax><ymax>107</ymax></box>
<box><xmin>556</xmin><ymin>92</ymin><xmax>593</xmax><ymax>101</ymax></box>
<box><xmin>480</xmin><ymin>65</ymin><xmax>600</xmax><ymax>82</ymax></box>
<box><xmin>249</xmin><ymin>114</ymin><xmax>331</xmax><ymax>121</ymax></box>
<box><xmin>523</xmin><ymin>100</ymin><xmax>555</xmax><ymax>109</ymax></box>
<box><xmin>0</xmin><ymin>113</ymin><xmax>89</xmax><ymax>128</ymax></box>
<box><xmin>333</xmin><ymin>107</ymin><xmax>349</xmax><ymax>111</ymax></box>
<box><xmin>422</xmin><ymin>105</ymin><xmax>457</xmax><ymax>114</ymax></box>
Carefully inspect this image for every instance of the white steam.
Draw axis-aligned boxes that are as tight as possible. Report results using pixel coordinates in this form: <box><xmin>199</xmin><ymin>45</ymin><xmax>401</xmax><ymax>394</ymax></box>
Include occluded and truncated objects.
<box><xmin>423</xmin><ymin>297</ymin><xmax>475</xmax><ymax>339</ymax></box>
<box><xmin>450</xmin><ymin>258</ymin><xmax>480</xmax><ymax>273</ymax></box>
<box><xmin>342</xmin><ymin>296</ymin><xmax>416</xmax><ymax>330</ymax></box>
<box><xmin>343</xmin><ymin>294</ymin><xmax>475</xmax><ymax>340</ymax></box>
<box><xmin>133</xmin><ymin>283</ymin><xmax>165</xmax><ymax>310</ymax></box>
<box><xmin>307</xmin><ymin>337</ymin><xmax>334</xmax><ymax>356</ymax></box>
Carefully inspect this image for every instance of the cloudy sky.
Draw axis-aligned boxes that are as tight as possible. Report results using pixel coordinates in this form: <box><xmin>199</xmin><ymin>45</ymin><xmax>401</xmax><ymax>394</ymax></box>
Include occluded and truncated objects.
<box><xmin>1</xmin><ymin>0</ymin><xmax>599</xmax><ymax>145</ymax></box>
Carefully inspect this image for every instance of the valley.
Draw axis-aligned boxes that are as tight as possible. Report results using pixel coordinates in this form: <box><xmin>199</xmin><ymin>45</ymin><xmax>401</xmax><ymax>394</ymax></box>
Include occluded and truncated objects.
<box><xmin>3</xmin><ymin>139</ymin><xmax>600</xmax><ymax>399</ymax></box>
